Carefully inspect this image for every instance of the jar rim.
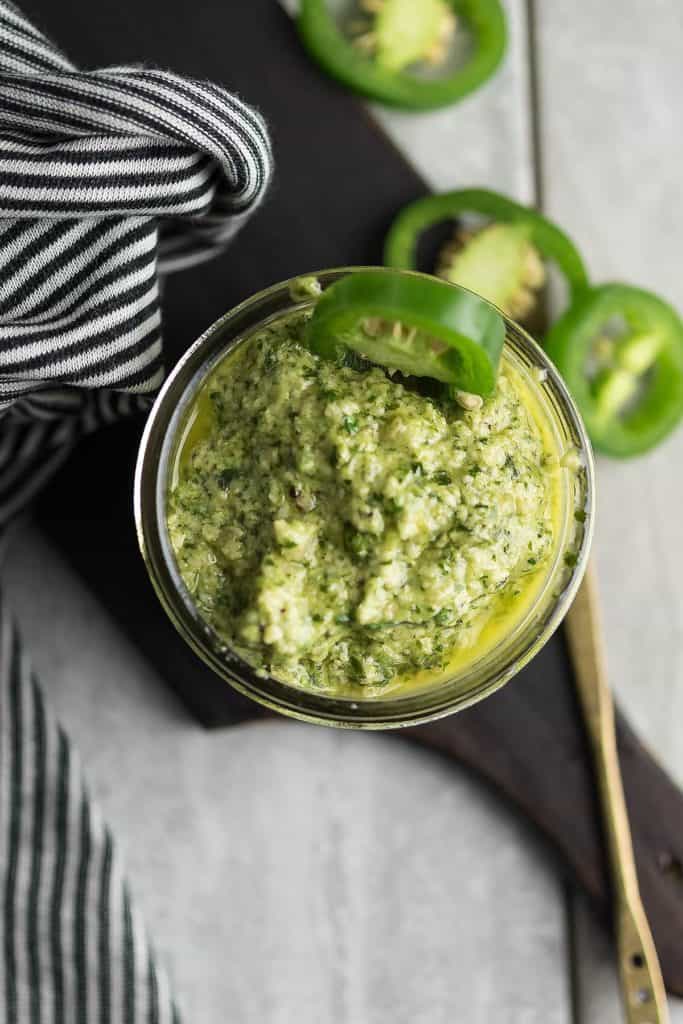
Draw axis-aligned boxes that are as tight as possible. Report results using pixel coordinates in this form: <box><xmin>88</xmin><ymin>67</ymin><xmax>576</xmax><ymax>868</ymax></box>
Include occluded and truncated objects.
<box><xmin>134</xmin><ymin>267</ymin><xmax>595</xmax><ymax>729</ymax></box>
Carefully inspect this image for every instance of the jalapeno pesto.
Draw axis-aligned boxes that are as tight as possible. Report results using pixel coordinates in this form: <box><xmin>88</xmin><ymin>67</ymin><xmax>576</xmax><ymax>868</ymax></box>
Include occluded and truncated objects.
<box><xmin>167</xmin><ymin>307</ymin><xmax>558</xmax><ymax>695</ymax></box>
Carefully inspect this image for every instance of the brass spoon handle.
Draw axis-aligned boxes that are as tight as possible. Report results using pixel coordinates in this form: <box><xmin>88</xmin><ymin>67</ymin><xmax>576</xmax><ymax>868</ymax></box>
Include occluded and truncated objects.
<box><xmin>565</xmin><ymin>561</ymin><xmax>669</xmax><ymax>1023</ymax></box>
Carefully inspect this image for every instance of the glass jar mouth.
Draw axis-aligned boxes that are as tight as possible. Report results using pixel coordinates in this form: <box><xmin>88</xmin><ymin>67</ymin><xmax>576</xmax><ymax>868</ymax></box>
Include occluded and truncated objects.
<box><xmin>134</xmin><ymin>267</ymin><xmax>595</xmax><ymax>729</ymax></box>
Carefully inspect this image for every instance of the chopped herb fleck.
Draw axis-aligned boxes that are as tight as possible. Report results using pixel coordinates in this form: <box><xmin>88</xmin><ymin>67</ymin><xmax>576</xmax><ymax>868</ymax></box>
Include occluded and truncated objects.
<box><xmin>432</xmin><ymin>470</ymin><xmax>452</xmax><ymax>485</ymax></box>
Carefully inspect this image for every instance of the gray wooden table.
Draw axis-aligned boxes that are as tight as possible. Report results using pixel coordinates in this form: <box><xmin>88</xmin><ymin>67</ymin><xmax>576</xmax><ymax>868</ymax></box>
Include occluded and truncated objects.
<box><xmin>4</xmin><ymin>1</ymin><xmax>683</xmax><ymax>1020</ymax></box>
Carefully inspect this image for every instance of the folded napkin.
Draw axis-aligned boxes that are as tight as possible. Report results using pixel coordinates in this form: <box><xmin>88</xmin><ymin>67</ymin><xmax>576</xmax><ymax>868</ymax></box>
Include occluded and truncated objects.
<box><xmin>0</xmin><ymin>2</ymin><xmax>272</xmax><ymax>1020</ymax></box>
<box><xmin>1</xmin><ymin>593</ymin><xmax>183</xmax><ymax>1024</ymax></box>
<box><xmin>0</xmin><ymin>0</ymin><xmax>272</xmax><ymax>524</ymax></box>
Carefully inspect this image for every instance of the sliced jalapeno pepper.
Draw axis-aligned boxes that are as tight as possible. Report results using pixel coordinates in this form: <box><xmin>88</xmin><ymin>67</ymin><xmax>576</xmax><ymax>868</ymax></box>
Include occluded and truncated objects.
<box><xmin>298</xmin><ymin>0</ymin><xmax>506</xmax><ymax>111</ymax></box>
<box><xmin>545</xmin><ymin>283</ymin><xmax>683</xmax><ymax>457</ymax></box>
<box><xmin>384</xmin><ymin>189</ymin><xmax>589</xmax><ymax>323</ymax></box>
<box><xmin>304</xmin><ymin>269</ymin><xmax>505</xmax><ymax>396</ymax></box>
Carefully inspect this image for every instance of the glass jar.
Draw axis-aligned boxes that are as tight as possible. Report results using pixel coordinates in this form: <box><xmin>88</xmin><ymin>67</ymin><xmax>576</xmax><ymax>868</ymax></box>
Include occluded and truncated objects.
<box><xmin>134</xmin><ymin>268</ymin><xmax>594</xmax><ymax>729</ymax></box>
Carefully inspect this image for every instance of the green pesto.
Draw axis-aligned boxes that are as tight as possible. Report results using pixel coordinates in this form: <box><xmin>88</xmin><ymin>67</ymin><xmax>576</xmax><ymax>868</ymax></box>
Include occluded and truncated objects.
<box><xmin>167</xmin><ymin>313</ymin><xmax>554</xmax><ymax>694</ymax></box>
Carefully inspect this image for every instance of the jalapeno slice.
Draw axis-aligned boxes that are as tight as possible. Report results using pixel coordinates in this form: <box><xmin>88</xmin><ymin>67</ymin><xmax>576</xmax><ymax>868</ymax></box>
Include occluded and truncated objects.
<box><xmin>545</xmin><ymin>283</ymin><xmax>683</xmax><ymax>457</ymax></box>
<box><xmin>298</xmin><ymin>0</ymin><xmax>506</xmax><ymax>111</ymax></box>
<box><xmin>384</xmin><ymin>189</ymin><xmax>589</xmax><ymax>321</ymax></box>
<box><xmin>304</xmin><ymin>270</ymin><xmax>505</xmax><ymax>396</ymax></box>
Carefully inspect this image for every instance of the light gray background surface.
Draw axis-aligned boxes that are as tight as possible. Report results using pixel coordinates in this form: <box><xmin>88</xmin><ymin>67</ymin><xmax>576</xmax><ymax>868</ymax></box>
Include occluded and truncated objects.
<box><xmin>4</xmin><ymin>1</ymin><xmax>683</xmax><ymax>1020</ymax></box>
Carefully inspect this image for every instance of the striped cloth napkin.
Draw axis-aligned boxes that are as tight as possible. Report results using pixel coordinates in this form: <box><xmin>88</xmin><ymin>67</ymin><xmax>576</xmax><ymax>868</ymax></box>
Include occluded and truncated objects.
<box><xmin>0</xmin><ymin>1</ymin><xmax>272</xmax><ymax>1020</ymax></box>
<box><xmin>1</xmin><ymin>595</ymin><xmax>182</xmax><ymax>1024</ymax></box>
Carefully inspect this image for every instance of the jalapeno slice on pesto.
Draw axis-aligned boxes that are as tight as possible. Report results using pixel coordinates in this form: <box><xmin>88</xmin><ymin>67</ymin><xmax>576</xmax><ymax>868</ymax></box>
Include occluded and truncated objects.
<box><xmin>304</xmin><ymin>269</ymin><xmax>505</xmax><ymax>396</ymax></box>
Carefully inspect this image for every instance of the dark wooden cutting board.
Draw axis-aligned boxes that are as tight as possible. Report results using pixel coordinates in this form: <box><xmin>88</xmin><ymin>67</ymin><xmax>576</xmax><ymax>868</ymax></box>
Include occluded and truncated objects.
<box><xmin>23</xmin><ymin>0</ymin><xmax>683</xmax><ymax>994</ymax></box>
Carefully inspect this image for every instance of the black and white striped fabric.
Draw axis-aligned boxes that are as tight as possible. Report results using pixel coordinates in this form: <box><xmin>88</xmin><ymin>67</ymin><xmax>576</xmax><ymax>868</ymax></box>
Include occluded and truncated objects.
<box><xmin>0</xmin><ymin>0</ymin><xmax>272</xmax><ymax>526</ymax></box>
<box><xmin>1</xmin><ymin>593</ymin><xmax>182</xmax><ymax>1024</ymax></box>
<box><xmin>0</xmin><ymin>2</ymin><xmax>273</xmax><ymax>1020</ymax></box>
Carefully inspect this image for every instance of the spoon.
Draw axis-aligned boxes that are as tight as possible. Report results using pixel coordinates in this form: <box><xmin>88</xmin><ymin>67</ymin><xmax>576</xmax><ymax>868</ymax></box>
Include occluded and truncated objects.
<box><xmin>565</xmin><ymin>560</ymin><xmax>669</xmax><ymax>1023</ymax></box>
